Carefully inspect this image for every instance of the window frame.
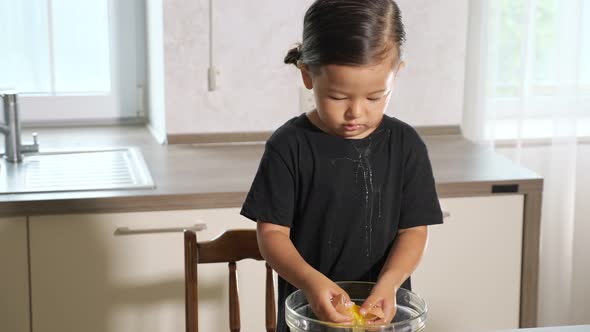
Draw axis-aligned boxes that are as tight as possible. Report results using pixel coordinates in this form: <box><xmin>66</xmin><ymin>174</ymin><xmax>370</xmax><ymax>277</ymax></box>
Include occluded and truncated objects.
<box><xmin>13</xmin><ymin>0</ymin><xmax>147</xmax><ymax>124</ymax></box>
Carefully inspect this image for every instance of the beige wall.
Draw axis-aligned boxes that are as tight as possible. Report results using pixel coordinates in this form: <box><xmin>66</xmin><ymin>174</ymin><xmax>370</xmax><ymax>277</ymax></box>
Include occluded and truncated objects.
<box><xmin>154</xmin><ymin>0</ymin><xmax>468</xmax><ymax>135</ymax></box>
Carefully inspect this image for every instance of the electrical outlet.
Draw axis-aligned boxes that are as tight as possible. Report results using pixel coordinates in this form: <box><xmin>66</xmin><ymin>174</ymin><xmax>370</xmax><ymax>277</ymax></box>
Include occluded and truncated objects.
<box><xmin>208</xmin><ymin>66</ymin><xmax>220</xmax><ymax>91</ymax></box>
<box><xmin>299</xmin><ymin>87</ymin><xmax>316</xmax><ymax>113</ymax></box>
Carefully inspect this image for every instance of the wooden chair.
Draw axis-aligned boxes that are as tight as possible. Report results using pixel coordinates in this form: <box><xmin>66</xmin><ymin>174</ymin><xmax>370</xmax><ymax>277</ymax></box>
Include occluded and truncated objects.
<box><xmin>184</xmin><ymin>229</ymin><xmax>276</xmax><ymax>332</ymax></box>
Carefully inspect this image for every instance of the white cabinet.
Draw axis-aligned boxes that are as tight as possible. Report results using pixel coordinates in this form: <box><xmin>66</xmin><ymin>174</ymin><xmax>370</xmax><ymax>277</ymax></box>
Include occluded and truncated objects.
<box><xmin>0</xmin><ymin>217</ymin><xmax>30</xmax><ymax>332</ymax></box>
<box><xmin>29</xmin><ymin>208</ymin><xmax>269</xmax><ymax>332</ymax></box>
<box><xmin>25</xmin><ymin>195</ymin><xmax>525</xmax><ymax>332</ymax></box>
<box><xmin>412</xmin><ymin>195</ymin><xmax>524</xmax><ymax>332</ymax></box>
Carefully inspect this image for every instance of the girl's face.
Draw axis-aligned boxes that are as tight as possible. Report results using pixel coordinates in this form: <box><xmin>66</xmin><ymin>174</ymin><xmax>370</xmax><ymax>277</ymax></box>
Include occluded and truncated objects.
<box><xmin>301</xmin><ymin>56</ymin><xmax>403</xmax><ymax>139</ymax></box>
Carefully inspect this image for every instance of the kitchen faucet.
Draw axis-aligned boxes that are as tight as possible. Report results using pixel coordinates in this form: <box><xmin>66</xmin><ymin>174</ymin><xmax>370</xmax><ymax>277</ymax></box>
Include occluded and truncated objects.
<box><xmin>0</xmin><ymin>91</ymin><xmax>39</xmax><ymax>162</ymax></box>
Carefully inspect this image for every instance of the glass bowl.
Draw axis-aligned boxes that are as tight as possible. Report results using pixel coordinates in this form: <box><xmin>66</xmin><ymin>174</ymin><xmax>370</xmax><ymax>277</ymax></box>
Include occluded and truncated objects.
<box><xmin>285</xmin><ymin>281</ymin><xmax>427</xmax><ymax>332</ymax></box>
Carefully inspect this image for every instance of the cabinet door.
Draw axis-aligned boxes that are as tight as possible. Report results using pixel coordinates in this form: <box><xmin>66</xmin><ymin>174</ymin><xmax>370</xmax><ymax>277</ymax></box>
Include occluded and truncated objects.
<box><xmin>0</xmin><ymin>217</ymin><xmax>30</xmax><ymax>332</ymax></box>
<box><xmin>412</xmin><ymin>195</ymin><xmax>524</xmax><ymax>332</ymax></box>
<box><xmin>29</xmin><ymin>208</ymin><xmax>270</xmax><ymax>332</ymax></box>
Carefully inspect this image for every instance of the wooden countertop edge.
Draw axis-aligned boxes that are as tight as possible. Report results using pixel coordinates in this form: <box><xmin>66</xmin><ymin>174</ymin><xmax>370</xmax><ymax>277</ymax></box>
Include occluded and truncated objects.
<box><xmin>0</xmin><ymin>192</ymin><xmax>247</xmax><ymax>218</ymax></box>
<box><xmin>0</xmin><ymin>178</ymin><xmax>543</xmax><ymax>218</ymax></box>
<box><xmin>166</xmin><ymin>125</ymin><xmax>463</xmax><ymax>144</ymax></box>
<box><xmin>436</xmin><ymin>178</ymin><xmax>543</xmax><ymax>197</ymax></box>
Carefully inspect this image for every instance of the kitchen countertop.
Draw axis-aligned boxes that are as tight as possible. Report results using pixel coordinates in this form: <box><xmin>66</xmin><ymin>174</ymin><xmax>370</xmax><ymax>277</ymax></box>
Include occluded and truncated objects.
<box><xmin>0</xmin><ymin>125</ymin><xmax>543</xmax><ymax>217</ymax></box>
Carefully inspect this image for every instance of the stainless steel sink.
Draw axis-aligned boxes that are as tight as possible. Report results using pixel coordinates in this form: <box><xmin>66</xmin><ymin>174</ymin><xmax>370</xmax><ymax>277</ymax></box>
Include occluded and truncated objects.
<box><xmin>0</xmin><ymin>147</ymin><xmax>155</xmax><ymax>194</ymax></box>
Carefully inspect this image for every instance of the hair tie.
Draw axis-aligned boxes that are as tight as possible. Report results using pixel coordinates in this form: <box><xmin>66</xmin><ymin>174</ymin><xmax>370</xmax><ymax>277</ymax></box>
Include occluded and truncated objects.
<box><xmin>296</xmin><ymin>45</ymin><xmax>303</xmax><ymax>66</ymax></box>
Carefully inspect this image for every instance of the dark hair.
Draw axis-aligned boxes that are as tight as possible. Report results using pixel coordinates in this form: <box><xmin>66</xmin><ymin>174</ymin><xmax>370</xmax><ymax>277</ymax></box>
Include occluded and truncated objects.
<box><xmin>284</xmin><ymin>0</ymin><xmax>406</xmax><ymax>69</ymax></box>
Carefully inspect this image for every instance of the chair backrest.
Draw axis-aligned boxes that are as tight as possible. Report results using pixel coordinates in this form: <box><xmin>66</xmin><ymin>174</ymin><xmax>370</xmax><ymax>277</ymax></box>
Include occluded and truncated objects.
<box><xmin>184</xmin><ymin>229</ymin><xmax>276</xmax><ymax>332</ymax></box>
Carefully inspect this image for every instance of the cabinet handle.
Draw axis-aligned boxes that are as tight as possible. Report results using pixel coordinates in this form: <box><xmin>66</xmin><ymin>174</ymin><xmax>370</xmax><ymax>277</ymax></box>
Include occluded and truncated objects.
<box><xmin>442</xmin><ymin>211</ymin><xmax>451</xmax><ymax>219</ymax></box>
<box><xmin>114</xmin><ymin>223</ymin><xmax>207</xmax><ymax>235</ymax></box>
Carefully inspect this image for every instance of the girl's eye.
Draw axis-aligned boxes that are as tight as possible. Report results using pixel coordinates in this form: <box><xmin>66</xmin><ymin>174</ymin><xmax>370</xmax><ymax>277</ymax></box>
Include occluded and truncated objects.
<box><xmin>368</xmin><ymin>96</ymin><xmax>382</xmax><ymax>102</ymax></box>
<box><xmin>328</xmin><ymin>96</ymin><xmax>347</xmax><ymax>100</ymax></box>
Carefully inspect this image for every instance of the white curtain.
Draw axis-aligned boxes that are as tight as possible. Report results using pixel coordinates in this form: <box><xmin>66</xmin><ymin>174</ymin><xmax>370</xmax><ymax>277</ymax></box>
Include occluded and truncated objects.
<box><xmin>463</xmin><ymin>0</ymin><xmax>590</xmax><ymax>326</ymax></box>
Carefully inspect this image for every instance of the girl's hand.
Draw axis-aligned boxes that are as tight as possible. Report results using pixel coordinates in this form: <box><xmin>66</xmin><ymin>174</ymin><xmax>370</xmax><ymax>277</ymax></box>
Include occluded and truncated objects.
<box><xmin>301</xmin><ymin>274</ymin><xmax>353</xmax><ymax>324</ymax></box>
<box><xmin>360</xmin><ymin>281</ymin><xmax>398</xmax><ymax>325</ymax></box>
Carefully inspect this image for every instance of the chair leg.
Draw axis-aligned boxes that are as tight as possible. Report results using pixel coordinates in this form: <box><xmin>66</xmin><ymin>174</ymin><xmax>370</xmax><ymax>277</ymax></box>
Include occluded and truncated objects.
<box><xmin>184</xmin><ymin>230</ymin><xmax>199</xmax><ymax>332</ymax></box>
<box><xmin>229</xmin><ymin>262</ymin><xmax>241</xmax><ymax>332</ymax></box>
<box><xmin>265</xmin><ymin>263</ymin><xmax>277</xmax><ymax>332</ymax></box>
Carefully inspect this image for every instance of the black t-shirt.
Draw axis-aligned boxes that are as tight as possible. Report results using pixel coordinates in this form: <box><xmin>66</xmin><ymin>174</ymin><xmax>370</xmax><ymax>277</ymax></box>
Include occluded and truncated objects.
<box><xmin>241</xmin><ymin>114</ymin><xmax>443</xmax><ymax>331</ymax></box>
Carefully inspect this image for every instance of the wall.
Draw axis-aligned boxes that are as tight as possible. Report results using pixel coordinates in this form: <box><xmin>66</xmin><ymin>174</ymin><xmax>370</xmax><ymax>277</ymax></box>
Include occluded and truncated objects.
<box><xmin>146</xmin><ymin>0</ymin><xmax>167</xmax><ymax>143</ymax></box>
<box><xmin>159</xmin><ymin>0</ymin><xmax>469</xmax><ymax>135</ymax></box>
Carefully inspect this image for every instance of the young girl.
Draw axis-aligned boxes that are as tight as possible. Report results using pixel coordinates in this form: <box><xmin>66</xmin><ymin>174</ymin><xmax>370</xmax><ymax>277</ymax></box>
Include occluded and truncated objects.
<box><xmin>241</xmin><ymin>0</ymin><xmax>443</xmax><ymax>330</ymax></box>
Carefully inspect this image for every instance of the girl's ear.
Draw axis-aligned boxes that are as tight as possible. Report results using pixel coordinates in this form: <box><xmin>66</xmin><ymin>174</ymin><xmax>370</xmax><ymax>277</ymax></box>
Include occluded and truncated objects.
<box><xmin>394</xmin><ymin>61</ymin><xmax>406</xmax><ymax>79</ymax></box>
<box><xmin>299</xmin><ymin>64</ymin><xmax>314</xmax><ymax>90</ymax></box>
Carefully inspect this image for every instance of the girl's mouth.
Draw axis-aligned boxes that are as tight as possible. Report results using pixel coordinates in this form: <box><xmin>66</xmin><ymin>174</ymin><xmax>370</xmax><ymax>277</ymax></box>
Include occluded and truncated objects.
<box><xmin>344</xmin><ymin>124</ymin><xmax>361</xmax><ymax>131</ymax></box>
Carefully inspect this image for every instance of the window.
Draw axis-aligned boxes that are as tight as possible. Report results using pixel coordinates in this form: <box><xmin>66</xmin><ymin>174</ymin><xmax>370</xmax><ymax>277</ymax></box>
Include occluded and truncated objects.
<box><xmin>0</xmin><ymin>0</ymin><xmax>146</xmax><ymax>123</ymax></box>
<box><xmin>482</xmin><ymin>0</ymin><xmax>590</xmax><ymax>139</ymax></box>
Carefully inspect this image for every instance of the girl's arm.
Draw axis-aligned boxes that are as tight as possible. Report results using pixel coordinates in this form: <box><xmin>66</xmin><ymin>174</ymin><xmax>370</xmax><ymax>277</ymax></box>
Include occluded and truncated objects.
<box><xmin>361</xmin><ymin>225</ymin><xmax>428</xmax><ymax>324</ymax></box>
<box><xmin>256</xmin><ymin>221</ymin><xmax>352</xmax><ymax>323</ymax></box>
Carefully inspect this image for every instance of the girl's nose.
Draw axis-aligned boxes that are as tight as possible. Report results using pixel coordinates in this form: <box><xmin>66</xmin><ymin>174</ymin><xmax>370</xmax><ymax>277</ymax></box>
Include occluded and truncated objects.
<box><xmin>346</xmin><ymin>100</ymin><xmax>363</xmax><ymax>119</ymax></box>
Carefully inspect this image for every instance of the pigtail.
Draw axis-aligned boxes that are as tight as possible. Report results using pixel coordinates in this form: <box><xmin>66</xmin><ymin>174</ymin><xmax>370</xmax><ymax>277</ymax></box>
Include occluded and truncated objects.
<box><xmin>284</xmin><ymin>43</ymin><xmax>302</xmax><ymax>67</ymax></box>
